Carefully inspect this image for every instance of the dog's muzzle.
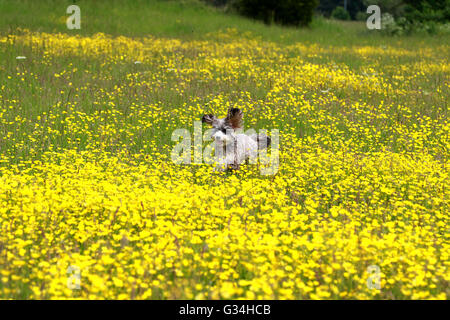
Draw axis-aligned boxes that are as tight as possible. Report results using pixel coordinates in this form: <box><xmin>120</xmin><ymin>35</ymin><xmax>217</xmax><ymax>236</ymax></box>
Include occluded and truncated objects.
<box><xmin>212</xmin><ymin>131</ymin><xmax>232</xmax><ymax>145</ymax></box>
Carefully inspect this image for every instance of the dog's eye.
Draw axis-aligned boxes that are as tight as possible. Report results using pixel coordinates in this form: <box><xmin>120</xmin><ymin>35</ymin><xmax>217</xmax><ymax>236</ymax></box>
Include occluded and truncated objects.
<box><xmin>221</xmin><ymin>128</ymin><xmax>227</xmax><ymax>134</ymax></box>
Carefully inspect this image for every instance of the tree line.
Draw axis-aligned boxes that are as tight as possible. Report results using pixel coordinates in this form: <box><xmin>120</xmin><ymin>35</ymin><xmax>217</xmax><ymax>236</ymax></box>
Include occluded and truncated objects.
<box><xmin>204</xmin><ymin>0</ymin><xmax>449</xmax><ymax>33</ymax></box>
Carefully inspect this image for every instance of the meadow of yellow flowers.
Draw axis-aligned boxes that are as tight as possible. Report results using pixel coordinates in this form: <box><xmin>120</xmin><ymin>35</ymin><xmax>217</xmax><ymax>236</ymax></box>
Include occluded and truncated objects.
<box><xmin>0</xmin><ymin>25</ymin><xmax>448</xmax><ymax>299</ymax></box>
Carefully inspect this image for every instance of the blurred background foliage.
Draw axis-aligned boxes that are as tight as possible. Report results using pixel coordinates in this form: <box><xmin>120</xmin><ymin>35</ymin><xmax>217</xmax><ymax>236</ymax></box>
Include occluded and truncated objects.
<box><xmin>204</xmin><ymin>0</ymin><xmax>450</xmax><ymax>34</ymax></box>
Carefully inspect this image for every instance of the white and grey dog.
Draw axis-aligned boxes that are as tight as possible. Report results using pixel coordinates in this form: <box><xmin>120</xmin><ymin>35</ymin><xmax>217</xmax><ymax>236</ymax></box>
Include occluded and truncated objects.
<box><xmin>202</xmin><ymin>108</ymin><xmax>270</xmax><ymax>171</ymax></box>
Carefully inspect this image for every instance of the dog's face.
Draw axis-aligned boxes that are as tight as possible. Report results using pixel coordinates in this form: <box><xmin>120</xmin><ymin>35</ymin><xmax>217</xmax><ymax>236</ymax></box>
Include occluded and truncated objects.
<box><xmin>202</xmin><ymin>108</ymin><xmax>243</xmax><ymax>146</ymax></box>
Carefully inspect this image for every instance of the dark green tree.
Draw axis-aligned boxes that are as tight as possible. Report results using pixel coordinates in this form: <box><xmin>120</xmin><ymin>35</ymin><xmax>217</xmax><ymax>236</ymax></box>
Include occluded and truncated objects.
<box><xmin>232</xmin><ymin>0</ymin><xmax>319</xmax><ymax>26</ymax></box>
<box><xmin>362</xmin><ymin>0</ymin><xmax>406</xmax><ymax>18</ymax></box>
<box><xmin>317</xmin><ymin>0</ymin><xmax>365</xmax><ymax>19</ymax></box>
<box><xmin>403</xmin><ymin>0</ymin><xmax>450</xmax><ymax>23</ymax></box>
<box><xmin>331</xmin><ymin>6</ymin><xmax>351</xmax><ymax>20</ymax></box>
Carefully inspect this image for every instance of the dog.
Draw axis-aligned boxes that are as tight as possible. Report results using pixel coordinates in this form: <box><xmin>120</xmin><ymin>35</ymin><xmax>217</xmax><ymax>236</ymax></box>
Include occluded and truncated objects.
<box><xmin>202</xmin><ymin>108</ymin><xmax>270</xmax><ymax>171</ymax></box>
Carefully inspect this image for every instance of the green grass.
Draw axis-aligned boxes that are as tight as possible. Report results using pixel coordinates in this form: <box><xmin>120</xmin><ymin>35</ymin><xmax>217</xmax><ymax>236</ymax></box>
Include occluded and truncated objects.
<box><xmin>0</xmin><ymin>0</ymin><xmax>448</xmax><ymax>46</ymax></box>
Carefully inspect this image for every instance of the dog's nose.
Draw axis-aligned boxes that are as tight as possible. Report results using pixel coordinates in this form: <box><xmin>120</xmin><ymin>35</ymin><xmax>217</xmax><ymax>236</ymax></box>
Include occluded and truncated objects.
<box><xmin>213</xmin><ymin>131</ymin><xmax>222</xmax><ymax>140</ymax></box>
<box><xmin>212</xmin><ymin>132</ymin><xmax>229</xmax><ymax>145</ymax></box>
<box><xmin>215</xmin><ymin>135</ymin><xmax>224</xmax><ymax>143</ymax></box>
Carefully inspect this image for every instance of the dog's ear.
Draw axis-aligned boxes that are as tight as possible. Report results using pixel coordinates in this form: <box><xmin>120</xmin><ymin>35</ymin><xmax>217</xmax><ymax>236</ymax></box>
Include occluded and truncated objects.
<box><xmin>225</xmin><ymin>108</ymin><xmax>243</xmax><ymax>129</ymax></box>
<box><xmin>202</xmin><ymin>114</ymin><xmax>216</xmax><ymax>125</ymax></box>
